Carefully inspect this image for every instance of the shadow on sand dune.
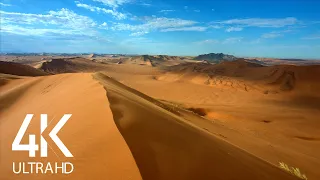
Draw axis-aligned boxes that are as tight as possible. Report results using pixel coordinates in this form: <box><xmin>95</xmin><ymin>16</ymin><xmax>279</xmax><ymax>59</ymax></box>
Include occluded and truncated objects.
<box><xmin>93</xmin><ymin>72</ymin><xmax>297</xmax><ymax>180</ymax></box>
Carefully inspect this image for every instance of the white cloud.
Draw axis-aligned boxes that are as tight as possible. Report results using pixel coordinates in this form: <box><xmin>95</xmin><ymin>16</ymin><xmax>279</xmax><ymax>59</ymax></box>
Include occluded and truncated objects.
<box><xmin>141</xmin><ymin>3</ymin><xmax>151</xmax><ymax>6</ymax></box>
<box><xmin>1</xmin><ymin>9</ymin><xmax>96</xmax><ymax>29</ymax></box>
<box><xmin>112</xmin><ymin>17</ymin><xmax>197</xmax><ymax>33</ymax></box>
<box><xmin>223</xmin><ymin>37</ymin><xmax>243</xmax><ymax>44</ymax></box>
<box><xmin>261</xmin><ymin>29</ymin><xmax>293</xmax><ymax>39</ymax></box>
<box><xmin>302</xmin><ymin>35</ymin><xmax>320</xmax><ymax>40</ymax></box>
<box><xmin>195</xmin><ymin>39</ymin><xmax>219</xmax><ymax>45</ymax></box>
<box><xmin>209</xmin><ymin>25</ymin><xmax>223</xmax><ymax>29</ymax></box>
<box><xmin>1</xmin><ymin>24</ymin><xmax>90</xmax><ymax>36</ymax></box>
<box><xmin>161</xmin><ymin>26</ymin><xmax>207</xmax><ymax>32</ymax></box>
<box><xmin>159</xmin><ymin>10</ymin><xmax>175</xmax><ymax>13</ymax></box>
<box><xmin>130</xmin><ymin>31</ymin><xmax>149</xmax><ymax>36</ymax></box>
<box><xmin>0</xmin><ymin>9</ymin><xmax>97</xmax><ymax>37</ymax></box>
<box><xmin>93</xmin><ymin>0</ymin><xmax>132</xmax><ymax>8</ymax></box>
<box><xmin>262</xmin><ymin>32</ymin><xmax>282</xmax><ymax>38</ymax></box>
<box><xmin>0</xmin><ymin>2</ymin><xmax>11</xmax><ymax>6</ymax></box>
<box><xmin>98</xmin><ymin>22</ymin><xmax>108</xmax><ymax>29</ymax></box>
<box><xmin>226</xmin><ymin>27</ymin><xmax>243</xmax><ymax>32</ymax></box>
<box><xmin>75</xmin><ymin>1</ymin><xmax>126</xmax><ymax>20</ymax></box>
<box><xmin>214</xmin><ymin>17</ymin><xmax>297</xmax><ymax>28</ymax></box>
<box><xmin>249</xmin><ymin>38</ymin><xmax>262</xmax><ymax>44</ymax></box>
<box><xmin>194</xmin><ymin>10</ymin><xmax>200</xmax><ymax>13</ymax></box>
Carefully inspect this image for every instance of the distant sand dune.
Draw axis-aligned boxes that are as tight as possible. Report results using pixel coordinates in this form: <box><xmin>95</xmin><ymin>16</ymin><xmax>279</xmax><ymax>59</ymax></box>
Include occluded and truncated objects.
<box><xmin>39</xmin><ymin>57</ymin><xmax>110</xmax><ymax>73</ymax></box>
<box><xmin>163</xmin><ymin>60</ymin><xmax>320</xmax><ymax>96</ymax></box>
<box><xmin>0</xmin><ymin>61</ymin><xmax>49</xmax><ymax>76</ymax></box>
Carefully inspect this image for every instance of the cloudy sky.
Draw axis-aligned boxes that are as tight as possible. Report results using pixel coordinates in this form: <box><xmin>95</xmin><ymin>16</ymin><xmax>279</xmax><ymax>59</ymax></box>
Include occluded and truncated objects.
<box><xmin>1</xmin><ymin>0</ymin><xmax>320</xmax><ymax>58</ymax></box>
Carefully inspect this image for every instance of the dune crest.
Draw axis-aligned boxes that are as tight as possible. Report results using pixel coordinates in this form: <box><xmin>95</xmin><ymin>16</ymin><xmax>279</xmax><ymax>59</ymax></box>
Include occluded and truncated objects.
<box><xmin>0</xmin><ymin>61</ymin><xmax>49</xmax><ymax>76</ymax></box>
<box><xmin>0</xmin><ymin>73</ymin><xmax>142</xmax><ymax>180</ymax></box>
<box><xmin>39</xmin><ymin>57</ymin><xmax>110</xmax><ymax>73</ymax></box>
<box><xmin>94</xmin><ymin>72</ymin><xmax>297</xmax><ymax>180</ymax></box>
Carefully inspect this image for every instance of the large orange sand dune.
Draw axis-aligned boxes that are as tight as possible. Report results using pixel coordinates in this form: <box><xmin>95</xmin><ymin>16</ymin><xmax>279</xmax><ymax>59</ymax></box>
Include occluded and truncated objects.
<box><xmin>0</xmin><ymin>73</ymin><xmax>141</xmax><ymax>180</ymax></box>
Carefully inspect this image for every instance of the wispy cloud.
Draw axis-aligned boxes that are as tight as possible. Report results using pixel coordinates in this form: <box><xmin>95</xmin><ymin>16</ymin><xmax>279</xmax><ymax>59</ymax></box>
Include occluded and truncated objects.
<box><xmin>161</xmin><ymin>26</ymin><xmax>207</xmax><ymax>32</ymax></box>
<box><xmin>1</xmin><ymin>24</ymin><xmax>91</xmax><ymax>36</ymax></box>
<box><xmin>195</xmin><ymin>37</ymin><xmax>243</xmax><ymax>45</ymax></box>
<box><xmin>159</xmin><ymin>10</ymin><xmax>175</xmax><ymax>13</ymax></box>
<box><xmin>0</xmin><ymin>9</ymin><xmax>97</xmax><ymax>37</ymax></box>
<box><xmin>209</xmin><ymin>25</ymin><xmax>223</xmax><ymax>29</ymax></box>
<box><xmin>0</xmin><ymin>2</ymin><xmax>11</xmax><ymax>6</ymax></box>
<box><xmin>225</xmin><ymin>27</ymin><xmax>243</xmax><ymax>32</ymax></box>
<box><xmin>93</xmin><ymin>0</ymin><xmax>132</xmax><ymax>8</ymax></box>
<box><xmin>195</xmin><ymin>39</ymin><xmax>219</xmax><ymax>45</ymax></box>
<box><xmin>214</xmin><ymin>17</ymin><xmax>297</xmax><ymax>28</ymax></box>
<box><xmin>223</xmin><ymin>37</ymin><xmax>243</xmax><ymax>44</ymax></box>
<box><xmin>194</xmin><ymin>10</ymin><xmax>200</xmax><ymax>13</ymax></box>
<box><xmin>261</xmin><ymin>29</ymin><xmax>293</xmax><ymax>39</ymax></box>
<box><xmin>262</xmin><ymin>32</ymin><xmax>282</xmax><ymax>38</ymax></box>
<box><xmin>1</xmin><ymin>9</ymin><xmax>96</xmax><ymax>29</ymax></box>
<box><xmin>130</xmin><ymin>31</ymin><xmax>149</xmax><ymax>36</ymax></box>
<box><xmin>302</xmin><ymin>34</ymin><xmax>320</xmax><ymax>40</ymax></box>
<box><xmin>141</xmin><ymin>3</ymin><xmax>151</xmax><ymax>6</ymax></box>
<box><xmin>249</xmin><ymin>38</ymin><xmax>262</xmax><ymax>44</ymax></box>
<box><xmin>98</xmin><ymin>22</ymin><xmax>108</xmax><ymax>30</ymax></box>
<box><xmin>112</xmin><ymin>17</ymin><xmax>200</xmax><ymax>34</ymax></box>
<box><xmin>75</xmin><ymin>1</ymin><xmax>126</xmax><ymax>20</ymax></box>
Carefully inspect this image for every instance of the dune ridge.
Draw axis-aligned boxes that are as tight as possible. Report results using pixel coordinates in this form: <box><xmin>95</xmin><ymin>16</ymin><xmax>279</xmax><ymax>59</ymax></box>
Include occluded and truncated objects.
<box><xmin>39</xmin><ymin>57</ymin><xmax>110</xmax><ymax>73</ymax></box>
<box><xmin>0</xmin><ymin>61</ymin><xmax>49</xmax><ymax>76</ymax></box>
<box><xmin>94</xmin><ymin>72</ymin><xmax>297</xmax><ymax>180</ymax></box>
<box><xmin>0</xmin><ymin>73</ymin><xmax>142</xmax><ymax>180</ymax></box>
<box><xmin>1</xmin><ymin>55</ymin><xmax>319</xmax><ymax>180</ymax></box>
<box><xmin>163</xmin><ymin>60</ymin><xmax>320</xmax><ymax>96</ymax></box>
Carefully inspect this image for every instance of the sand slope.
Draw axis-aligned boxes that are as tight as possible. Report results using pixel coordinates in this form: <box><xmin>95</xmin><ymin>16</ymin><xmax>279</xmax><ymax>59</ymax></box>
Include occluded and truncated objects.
<box><xmin>0</xmin><ymin>73</ymin><xmax>141</xmax><ymax>180</ymax></box>
<box><xmin>0</xmin><ymin>61</ymin><xmax>49</xmax><ymax>76</ymax></box>
<box><xmin>100</xmin><ymin>63</ymin><xmax>320</xmax><ymax>179</ymax></box>
<box><xmin>94</xmin><ymin>72</ymin><xmax>297</xmax><ymax>180</ymax></box>
<box><xmin>39</xmin><ymin>57</ymin><xmax>110</xmax><ymax>73</ymax></box>
<box><xmin>165</xmin><ymin>60</ymin><xmax>320</xmax><ymax>95</ymax></box>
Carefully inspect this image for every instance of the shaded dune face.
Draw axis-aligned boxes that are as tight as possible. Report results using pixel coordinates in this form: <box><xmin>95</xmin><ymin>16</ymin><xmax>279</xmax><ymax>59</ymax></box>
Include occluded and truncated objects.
<box><xmin>0</xmin><ymin>73</ymin><xmax>142</xmax><ymax>180</ymax></box>
<box><xmin>40</xmin><ymin>58</ymin><xmax>110</xmax><ymax>73</ymax></box>
<box><xmin>0</xmin><ymin>61</ymin><xmax>48</xmax><ymax>76</ymax></box>
<box><xmin>94</xmin><ymin>73</ymin><xmax>297</xmax><ymax>180</ymax></box>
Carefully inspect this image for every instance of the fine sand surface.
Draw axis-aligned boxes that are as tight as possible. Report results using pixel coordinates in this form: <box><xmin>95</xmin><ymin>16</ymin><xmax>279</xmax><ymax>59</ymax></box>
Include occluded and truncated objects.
<box><xmin>93</xmin><ymin>73</ymin><xmax>297</xmax><ymax>180</ymax></box>
<box><xmin>1</xmin><ymin>57</ymin><xmax>319</xmax><ymax>179</ymax></box>
<box><xmin>0</xmin><ymin>73</ymin><xmax>142</xmax><ymax>180</ymax></box>
<box><xmin>100</xmin><ymin>63</ymin><xmax>320</xmax><ymax>180</ymax></box>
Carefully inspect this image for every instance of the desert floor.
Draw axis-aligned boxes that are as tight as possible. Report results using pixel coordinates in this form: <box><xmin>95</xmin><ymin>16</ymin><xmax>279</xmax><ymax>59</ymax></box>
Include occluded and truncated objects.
<box><xmin>1</xmin><ymin>57</ymin><xmax>319</xmax><ymax>180</ymax></box>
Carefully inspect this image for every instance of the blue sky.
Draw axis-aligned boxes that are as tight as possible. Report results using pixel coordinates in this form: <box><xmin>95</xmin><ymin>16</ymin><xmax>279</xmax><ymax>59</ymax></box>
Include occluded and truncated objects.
<box><xmin>1</xmin><ymin>0</ymin><xmax>320</xmax><ymax>58</ymax></box>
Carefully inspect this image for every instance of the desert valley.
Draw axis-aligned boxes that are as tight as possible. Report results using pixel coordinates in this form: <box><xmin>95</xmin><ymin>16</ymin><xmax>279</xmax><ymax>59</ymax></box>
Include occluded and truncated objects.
<box><xmin>0</xmin><ymin>53</ymin><xmax>319</xmax><ymax>180</ymax></box>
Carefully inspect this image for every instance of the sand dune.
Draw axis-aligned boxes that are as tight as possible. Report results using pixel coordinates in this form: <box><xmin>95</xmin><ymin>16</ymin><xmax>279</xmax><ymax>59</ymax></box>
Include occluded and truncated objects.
<box><xmin>0</xmin><ymin>61</ymin><xmax>49</xmax><ymax>76</ymax></box>
<box><xmin>100</xmin><ymin>62</ymin><xmax>320</xmax><ymax>179</ymax></box>
<box><xmin>94</xmin><ymin>73</ymin><xmax>297</xmax><ymax>180</ymax></box>
<box><xmin>1</xmin><ymin>57</ymin><xmax>319</xmax><ymax>180</ymax></box>
<box><xmin>0</xmin><ymin>73</ymin><xmax>142</xmax><ymax>180</ymax></box>
<box><xmin>164</xmin><ymin>60</ymin><xmax>320</xmax><ymax>96</ymax></box>
<box><xmin>0</xmin><ymin>73</ymin><xmax>22</xmax><ymax>87</ymax></box>
<box><xmin>39</xmin><ymin>57</ymin><xmax>110</xmax><ymax>73</ymax></box>
<box><xmin>125</xmin><ymin>55</ymin><xmax>187</xmax><ymax>67</ymax></box>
